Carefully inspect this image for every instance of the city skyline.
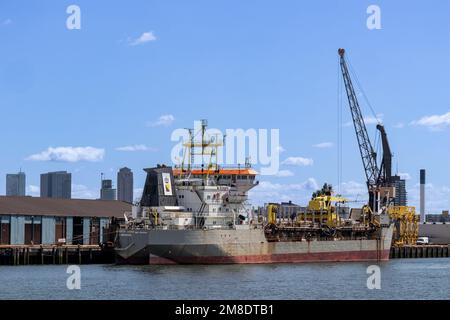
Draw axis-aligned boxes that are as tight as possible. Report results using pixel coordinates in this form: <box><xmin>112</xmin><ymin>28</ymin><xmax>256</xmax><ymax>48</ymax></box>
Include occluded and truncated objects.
<box><xmin>0</xmin><ymin>1</ymin><xmax>449</xmax><ymax>212</ymax></box>
<box><xmin>3</xmin><ymin>168</ymin><xmax>134</xmax><ymax>202</ymax></box>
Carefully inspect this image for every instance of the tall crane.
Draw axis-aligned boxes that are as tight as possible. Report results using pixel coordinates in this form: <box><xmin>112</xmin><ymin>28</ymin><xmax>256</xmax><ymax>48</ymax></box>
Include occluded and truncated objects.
<box><xmin>338</xmin><ymin>48</ymin><xmax>394</xmax><ymax>212</ymax></box>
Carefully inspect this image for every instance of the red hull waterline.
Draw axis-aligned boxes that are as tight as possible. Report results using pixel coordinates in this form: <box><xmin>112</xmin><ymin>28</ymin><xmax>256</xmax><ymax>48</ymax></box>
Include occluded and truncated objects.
<box><xmin>142</xmin><ymin>250</ymin><xmax>391</xmax><ymax>265</ymax></box>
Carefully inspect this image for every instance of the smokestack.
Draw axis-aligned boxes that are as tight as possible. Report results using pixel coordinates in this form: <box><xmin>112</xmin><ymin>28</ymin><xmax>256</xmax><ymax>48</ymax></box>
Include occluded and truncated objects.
<box><xmin>420</xmin><ymin>169</ymin><xmax>426</xmax><ymax>223</ymax></box>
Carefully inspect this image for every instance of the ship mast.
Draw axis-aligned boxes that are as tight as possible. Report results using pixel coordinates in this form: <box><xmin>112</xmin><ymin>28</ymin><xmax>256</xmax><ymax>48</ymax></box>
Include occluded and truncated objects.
<box><xmin>180</xmin><ymin>120</ymin><xmax>224</xmax><ymax>177</ymax></box>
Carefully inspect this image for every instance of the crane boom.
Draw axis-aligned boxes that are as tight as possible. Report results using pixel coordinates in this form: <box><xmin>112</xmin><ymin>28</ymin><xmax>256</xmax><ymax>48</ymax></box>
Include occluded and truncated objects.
<box><xmin>377</xmin><ymin>124</ymin><xmax>392</xmax><ymax>183</ymax></box>
<box><xmin>338</xmin><ymin>48</ymin><xmax>379</xmax><ymax>187</ymax></box>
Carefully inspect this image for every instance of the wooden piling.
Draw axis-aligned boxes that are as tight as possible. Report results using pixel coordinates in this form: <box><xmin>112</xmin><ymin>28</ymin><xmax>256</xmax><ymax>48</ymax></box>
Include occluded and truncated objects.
<box><xmin>0</xmin><ymin>244</ymin><xmax>109</xmax><ymax>266</ymax></box>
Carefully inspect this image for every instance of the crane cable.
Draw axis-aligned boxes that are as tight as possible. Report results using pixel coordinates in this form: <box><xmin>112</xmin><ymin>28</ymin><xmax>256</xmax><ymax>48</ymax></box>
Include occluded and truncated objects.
<box><xmin>346</xmin><ymin>54</ymin><xmax>381</xmax><ymax>125</ymax></box>
<box><xmin>337</xmin><ymin>56</ymin><xmax>343</xmax><ymax>195</ymax></box>
<box><xmin>346</xmin><ymin>53</ymin><xmax>383</xmax><ymax>166</ymax></box>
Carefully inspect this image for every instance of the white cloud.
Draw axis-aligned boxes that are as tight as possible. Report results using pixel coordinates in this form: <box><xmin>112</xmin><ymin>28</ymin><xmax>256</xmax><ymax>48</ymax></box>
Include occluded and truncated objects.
<box><xmin>393</xmin><ymin>122</ymin><xmax>405</xmax><ymax>129</ymax></box>
<box><xmin>410</xmin><ymin>111</ymin><xmax>450</xmax><ymax>131</ymax></box>
<box><xmin>115</xmin><ymin>144</ymin><xmax>157</xmax><ymax>152</ymax></box>
<box><xmin>27</xmin><ymin>185</ymin><xmax>40</xmax><ymax>196</ymax></box>
<box><xmin>129</xmin><ymin>31</ymin><xmax>157</xmax><ymax>46</ymax></box>
<box><xmin>408</xmin><ymin>183</ymin><xmax>450</xmax><ymax>214</ymax></box>
<box><xmin>72</xmin><ymin>184</ymin><xmax>97</xmax><ymax>199</ymax></box>
<box><xmin>282</xmin><ymin>157</ymin><xmax>314</xmax><ymax>166</ymax></box>
<box><xmin>251</xmin><ymin>176</ymin><xmax>450</xmax><ymax>213</ymax></box>
<box><xmin>364</xmin><ymin>114</ymin><xmax>383</xmax><ymax>125</ymax></box>
<box><xmin>134</xmin><ymin>188</ymin><xmax>143</xmax><ymax>202</ymax></box>
<box><xmin>344</xmin><ymin>114</ymin><xmax>383</xmax><ymax>127</ymax></box>
<box><xmin>147</xmin><ymin>114</ymin><xmax>175</xmax><ymax>127</ymax></box>
<box><xmin>249</xmin><ymin>179</ymin><xmax>374</xmax><ymax>207</ymax></box>
<box><xmin>249</xmin><ymin>178</ymin><xmax>319</xmax><ymax>206</ymax></box>
<box><xmin>313</xmin><ymin>142</ymin><xmax>333</xmax><ymax>148</ymax></box>
<box><xmin>398</xmin><ymin>172</ymin><xmax>411</xmax><ymax>180</ymax></box>
<box><xmin>297</xmin><ymin>178</ymin><xmax>320</xmax><ymax>191</ymax></box>
<box><xmin>26</xmin><ymin>146</ymin><xmax>104</xmax><ymax>162</ymax></box>
<box><xmin>274</xmin><ymin>170</ymin><xmax>294</xmax><ymax>177</ymax></box>
<box><xmin>339</xmin><ymin>181</ymin><xmax>367</xmax><ymax>199</ymax></box>
<box><xmin>276</xmin><ymin>145</ymin><xmax>286</xmax><ymax>153</ymax></box>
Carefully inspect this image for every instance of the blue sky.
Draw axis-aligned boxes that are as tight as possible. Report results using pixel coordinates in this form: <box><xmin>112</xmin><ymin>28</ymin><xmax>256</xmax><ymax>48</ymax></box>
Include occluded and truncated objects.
<box><xmin>0</xmin><ymin>0</ymin><xmax>449</xmax><ymax>212</ymax></box>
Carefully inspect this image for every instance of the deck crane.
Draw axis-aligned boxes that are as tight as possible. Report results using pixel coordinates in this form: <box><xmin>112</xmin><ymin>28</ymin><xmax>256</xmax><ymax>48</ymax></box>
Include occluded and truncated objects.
<box><xmin>338</xmin><ymin>48</ymin><xmax>395</xmax><ymax>213</ymax></box>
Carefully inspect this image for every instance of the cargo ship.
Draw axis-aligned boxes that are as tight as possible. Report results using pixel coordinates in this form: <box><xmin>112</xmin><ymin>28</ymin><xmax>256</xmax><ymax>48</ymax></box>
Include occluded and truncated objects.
<box><xmin>114</xmin><ymin>121</ymin><xmax>394</xmax><ymax>265</ymax></box>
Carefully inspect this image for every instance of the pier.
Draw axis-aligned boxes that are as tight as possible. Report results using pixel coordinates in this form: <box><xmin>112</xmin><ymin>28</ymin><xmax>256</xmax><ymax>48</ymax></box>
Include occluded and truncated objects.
<box><xmin>0</xmin><ymin>244</ymin><xmax>115</xmax><ymax>265</ymax></box>
<box><xmin>390</xmin><ymin>245</ymin><xmax>450</xmax><ymax>259</ymax></box>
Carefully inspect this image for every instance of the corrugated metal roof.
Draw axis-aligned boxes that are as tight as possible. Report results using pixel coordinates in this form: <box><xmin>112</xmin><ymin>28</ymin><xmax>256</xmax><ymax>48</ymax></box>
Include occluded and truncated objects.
<box><xmin>0</xmin><ymin>196</ymin><xmax>131</xmax><ymax>218</ymax></box>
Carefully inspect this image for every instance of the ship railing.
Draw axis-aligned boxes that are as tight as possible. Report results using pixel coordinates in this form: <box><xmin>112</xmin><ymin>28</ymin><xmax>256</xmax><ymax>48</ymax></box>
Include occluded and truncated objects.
<box><xmin>174</xmin><ymin>164</ymin><xmax>252</xmax><ymax>169</ymax></box>
<box><xmin>150</xmin><ymin>225</ymin><xmax>235</xmax><ymax>231</ymax></box>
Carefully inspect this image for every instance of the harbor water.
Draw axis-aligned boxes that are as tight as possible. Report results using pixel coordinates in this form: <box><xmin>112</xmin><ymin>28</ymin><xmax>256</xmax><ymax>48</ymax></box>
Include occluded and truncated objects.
<box><xmin>1</xmin><ymin>259</ymin><xmax>449</xmax><ymax>300</ymax></box>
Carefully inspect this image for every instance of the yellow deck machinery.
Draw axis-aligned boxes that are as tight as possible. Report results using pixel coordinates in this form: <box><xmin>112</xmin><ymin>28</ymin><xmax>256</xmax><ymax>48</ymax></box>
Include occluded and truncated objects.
<box><xmin>388</xmin><ymin>206</ymin><xmax>419</xmax><ymax>246</ymax></box>
<box><xmin>263</xmin><ymin>184</ymin><xmax>380</xmax><ymax>242</ymax></box>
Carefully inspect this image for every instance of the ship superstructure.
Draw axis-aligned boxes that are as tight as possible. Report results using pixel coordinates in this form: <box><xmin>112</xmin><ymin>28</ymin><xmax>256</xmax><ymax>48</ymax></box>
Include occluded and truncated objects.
<box><xmin>136</xmin><ymin>119</ymin><xmax>259</xmax><ymax>230</ymax></box>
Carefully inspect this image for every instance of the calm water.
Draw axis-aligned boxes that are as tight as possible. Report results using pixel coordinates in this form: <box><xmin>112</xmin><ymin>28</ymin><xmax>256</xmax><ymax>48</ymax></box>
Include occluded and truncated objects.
<box><xmin>0</xmin><ymin>259</ymin><xmax>449</xmax><ymax>300</ymax></box>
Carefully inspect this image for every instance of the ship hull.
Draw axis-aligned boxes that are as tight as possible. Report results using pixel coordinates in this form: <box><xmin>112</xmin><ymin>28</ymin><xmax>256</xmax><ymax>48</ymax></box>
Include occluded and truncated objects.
<box><xmin>119</xmin><ymin>249</ymin><xmax>391</xmax><ymax>265</ymax></box>
<box><xmin>115</xmin><ymin>225</ymin><xmax>394</xmax><ymax>265</ymax></box>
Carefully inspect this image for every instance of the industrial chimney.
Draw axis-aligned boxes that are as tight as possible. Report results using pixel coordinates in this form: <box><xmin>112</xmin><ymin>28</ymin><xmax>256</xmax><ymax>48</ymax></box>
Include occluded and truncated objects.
<box><xmin>420</xmin><ymin>169</ymin><xmax>426</xmax><ymax>223</ymax></box>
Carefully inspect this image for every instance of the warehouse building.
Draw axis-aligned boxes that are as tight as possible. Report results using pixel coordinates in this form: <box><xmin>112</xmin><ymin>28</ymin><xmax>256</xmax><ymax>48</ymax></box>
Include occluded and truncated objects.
<box><xmin>0</xmin><ymin>196</ymin><xmax>131</xmax><ymax>245</ymax></box>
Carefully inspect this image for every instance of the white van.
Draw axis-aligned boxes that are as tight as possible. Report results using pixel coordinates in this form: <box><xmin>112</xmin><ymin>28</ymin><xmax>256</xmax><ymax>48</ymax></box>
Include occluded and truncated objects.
<box><xmin>416</xmin><ymin>237</ymin><xmax>429</xmax><ymax>245</ymax></box>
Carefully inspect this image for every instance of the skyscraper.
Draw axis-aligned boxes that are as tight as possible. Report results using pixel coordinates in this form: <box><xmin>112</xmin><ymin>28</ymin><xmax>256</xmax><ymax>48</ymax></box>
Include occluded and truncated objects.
<box><xmin>117</xmin><ymin>167</ymin><xmax>133</xmax><ymax>203</ymax></box>
<box><xmin>40</xmin><ymin>171</ymin><xmax>71</xmax><ymax>199</ymax></box>
<box><xmin>6</xmin><ymin>171</ymin><xmax>26</xmax><ymax>196</ymax></box>
<box><xmin>391</xmin><ymin>175</ymin><xmax>407</xmax><ymax>206</ymax></box>
<box><xmin>100</xmin><ymin>179</ymin><xmax>116</xmax><ymax>200</ymax></box>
